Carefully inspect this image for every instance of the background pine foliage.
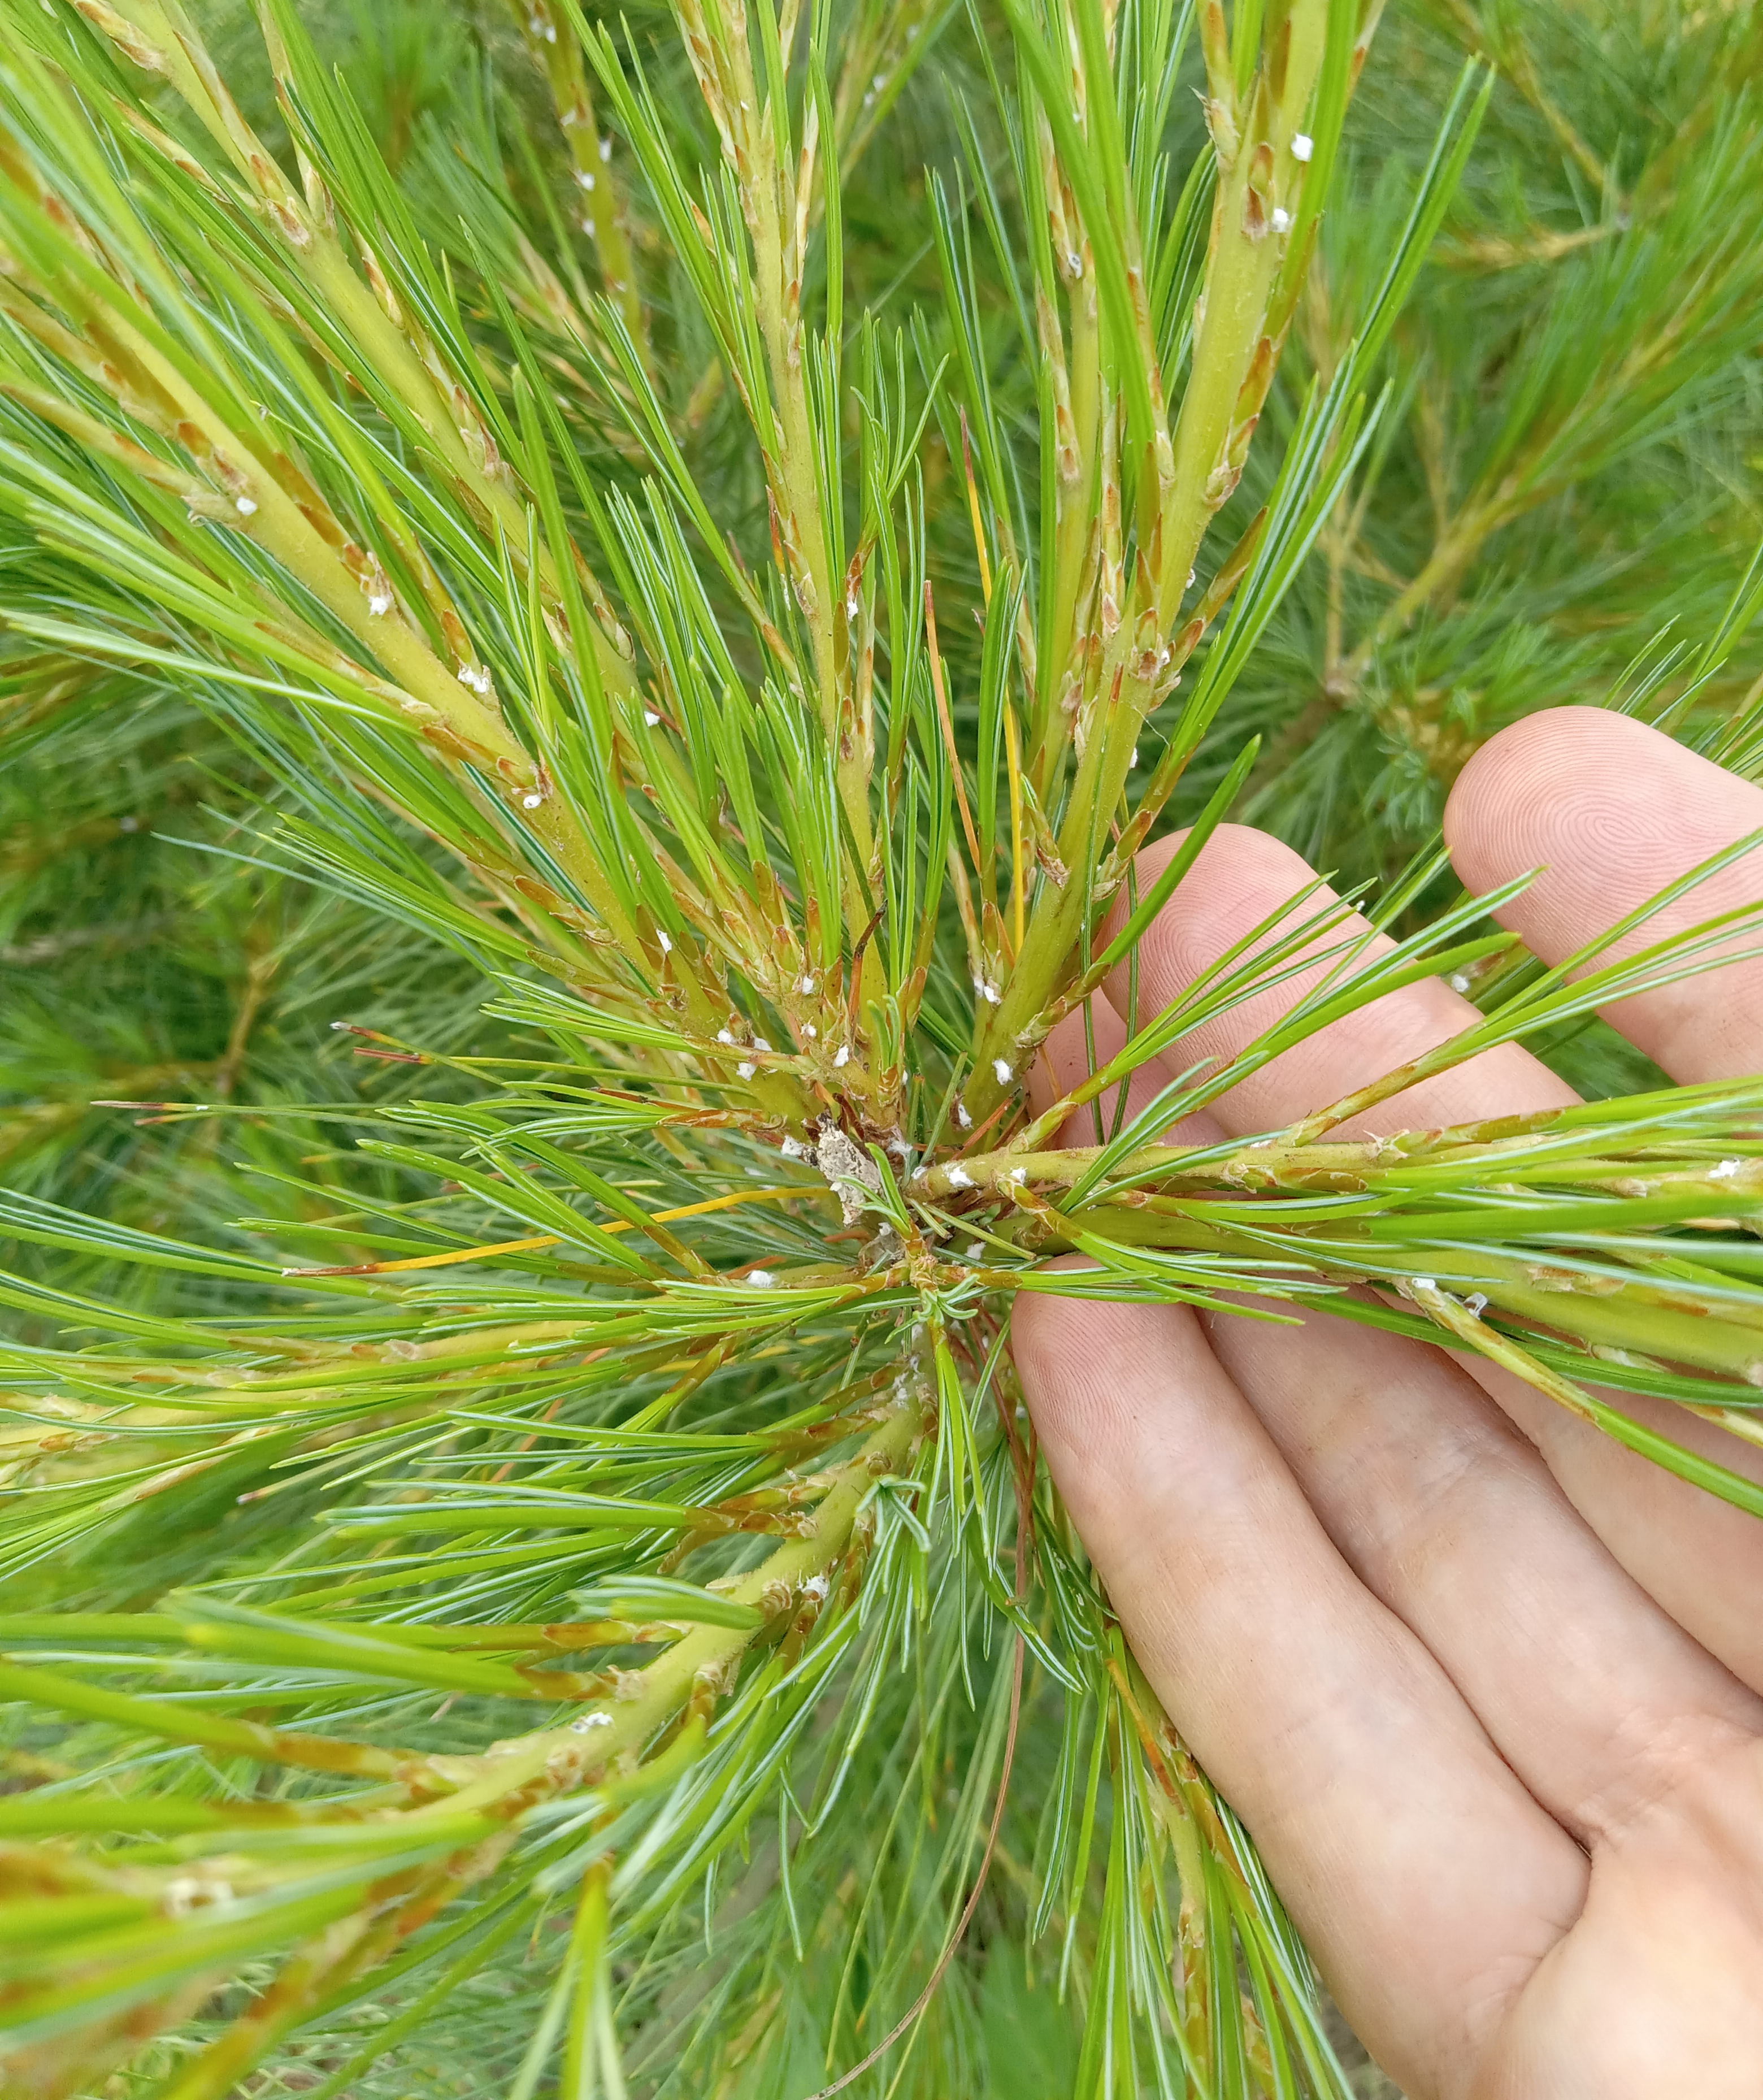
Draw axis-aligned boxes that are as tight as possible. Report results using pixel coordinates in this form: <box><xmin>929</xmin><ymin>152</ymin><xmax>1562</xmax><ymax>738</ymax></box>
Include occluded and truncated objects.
<box><xmin>0</xmin><ymin>1</ymin><xmax>1759</xmax><ymax>2095</ymax></box>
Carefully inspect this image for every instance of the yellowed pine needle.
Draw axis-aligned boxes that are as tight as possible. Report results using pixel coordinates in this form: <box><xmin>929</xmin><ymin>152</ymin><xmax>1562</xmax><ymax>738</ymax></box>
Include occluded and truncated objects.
<box><xmin>924</xmin><ymin>580</ymin><xmax>983</xmax><ymax>871</ymax></box>
<box><xmin>1004</xmin><ymin>700</ymin><xmax>1027</xmax><ymax>957</ymax></box>
<box><xmin>289</xmin><ymin>1187</ymin><xmax>832</xmax><ymax>1275</ymax></box>
<box><xmin>362</xmin><ymin>1234</ymin><xmax>563</xmax><ymax>1273</ymax></box>
<box><xmin>959</xmin><ymin>409</ymin><xmax>993</xmax><ymax>606</ymax></box>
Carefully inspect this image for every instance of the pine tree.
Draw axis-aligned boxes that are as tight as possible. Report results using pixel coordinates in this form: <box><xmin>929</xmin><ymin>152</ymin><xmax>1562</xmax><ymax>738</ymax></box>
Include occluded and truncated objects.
<box><xmin>1</xmin><ymin>1</ymin><xmax>1760</xmax><ymax>2094</ymax></box>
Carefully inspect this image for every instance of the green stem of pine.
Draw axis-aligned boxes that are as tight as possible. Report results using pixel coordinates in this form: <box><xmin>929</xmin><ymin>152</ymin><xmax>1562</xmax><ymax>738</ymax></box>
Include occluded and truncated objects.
<box><xmin>523</xmin><ymin>0</ymin><xmax>654</xmax><ymax>376</ymax></box>
<box><xmin>963</xmin><ymin>0</ymin><xmax>1330</xmax><ymax>1129</ymax></box>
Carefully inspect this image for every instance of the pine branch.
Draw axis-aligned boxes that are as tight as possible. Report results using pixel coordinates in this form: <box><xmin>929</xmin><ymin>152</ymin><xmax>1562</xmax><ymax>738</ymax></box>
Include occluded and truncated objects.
<box><xmin>0</xmin><ymin>2</ymin><xmax>1758</xmax><ymax>2094</ymax></box>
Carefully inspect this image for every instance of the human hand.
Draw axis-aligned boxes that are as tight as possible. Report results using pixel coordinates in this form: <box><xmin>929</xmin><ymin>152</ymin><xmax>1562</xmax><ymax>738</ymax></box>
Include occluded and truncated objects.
<box><xmin>1014</xmin><ymin>708</ymin><xmax>1763</xmax><ymax>2099</ymax></box>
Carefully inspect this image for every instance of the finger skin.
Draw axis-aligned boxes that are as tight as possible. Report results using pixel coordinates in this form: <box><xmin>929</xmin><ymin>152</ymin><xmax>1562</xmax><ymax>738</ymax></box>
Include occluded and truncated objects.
<box><xmin>1096</xmin><ymin>823</ymin><xmax>1577</xmax><ymax>1139</ymax></box>
<box><xmin>1447</xmin><ymin>1351</ymin><xmax>1763</xmax><ymax>1694</ymax></box>
<box><xmin>1201</xmin><ymin>1302</ymin><xmax>1763</xmax><ymax>1844</ymax></box>
<box><xmin>1018</xmin><ymin>719</ymin><xmax>1763</xmax><ymax>2094</ymax></box>
<box><xmin>1032</xmin><ymin>935</ymin><xmax>1763</xmax><ymax>1819</ymax></box>
<box><xmin>1443</xmin><ymin>710</ymin><xmax>1763</xmax><ymax>1689</ymax></box>
<box><xmin>1097</xmin><ymin>806</ymin><xmax>1763</xmax><ymax>1692</ymax></box>
<box><xmin>1013</xmin><ymin>1286</ymin><xmax>1587</xmax><ymax>2100</ymax></box>
<box><xmin>1477</xmin><ymin>1737</ymin><xmax>1763</xmax><ymax>2100</ymax></box>
<box><xmin>1447</xmin><ymin>708</ymin><xmax>1763</xmax><ymax>1083</ymax></box>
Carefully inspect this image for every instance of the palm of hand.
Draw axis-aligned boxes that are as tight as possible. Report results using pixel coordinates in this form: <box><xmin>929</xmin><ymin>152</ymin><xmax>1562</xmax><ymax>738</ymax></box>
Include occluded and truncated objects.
<box><xmin>1015</xmin><ymin>710</ymin><xmax>1763</xmax><ymax>2098</ymax></box>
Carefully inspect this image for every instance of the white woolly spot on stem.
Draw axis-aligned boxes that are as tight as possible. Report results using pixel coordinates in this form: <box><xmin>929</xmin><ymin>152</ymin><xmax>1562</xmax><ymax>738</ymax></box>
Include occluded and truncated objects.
<box><xmin>164</xmin><ymin>1876</ymin><xmax>233</xmax><ymax>1916</ymax></box>
<box><xmin>1292</xmin><ymin>132</ymin><xmax>1314</xmax><ymax>162</ymax></box>
<box><xmin>992</xmin><ymin>1058</ymin><xmax>1013</xmax><ymax>1085</ymax></box>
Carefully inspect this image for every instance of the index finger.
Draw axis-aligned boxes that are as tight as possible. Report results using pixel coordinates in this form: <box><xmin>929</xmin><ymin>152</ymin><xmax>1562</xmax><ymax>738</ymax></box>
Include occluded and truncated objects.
<box><xmin>1445</xmin><ymin>707</ymin><xmax>1763</xmax><ymax>1083</ymax></box>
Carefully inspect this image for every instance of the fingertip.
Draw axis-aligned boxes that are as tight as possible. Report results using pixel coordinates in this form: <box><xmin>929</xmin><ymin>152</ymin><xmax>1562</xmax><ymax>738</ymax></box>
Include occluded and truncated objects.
<box><xmin>1444</xmin><ymin>705</ymin><xmax>1755</xmax><ymax>899</ymax></box>
<box><xmin>1445</xmin><ymin>706</ymin><xmax>1632</xmax><ymax>899</ymax></box>
<box><xmin>1443</xmin><ymin>705</ymin><xmax>1560</xmax><ymax>893</ymax></box>
<box><xmin>1443</xmin><ymin>706</ymin><xmax>1763</xmax><ymax>1081</ymax></box>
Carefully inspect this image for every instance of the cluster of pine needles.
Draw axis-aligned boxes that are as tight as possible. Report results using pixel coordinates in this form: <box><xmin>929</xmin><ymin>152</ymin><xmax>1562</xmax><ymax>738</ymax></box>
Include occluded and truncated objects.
<box><xmin>0</xmin><ymin>0</ymin><xmax>1760</xmax><ymax>2093</ymax></box>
